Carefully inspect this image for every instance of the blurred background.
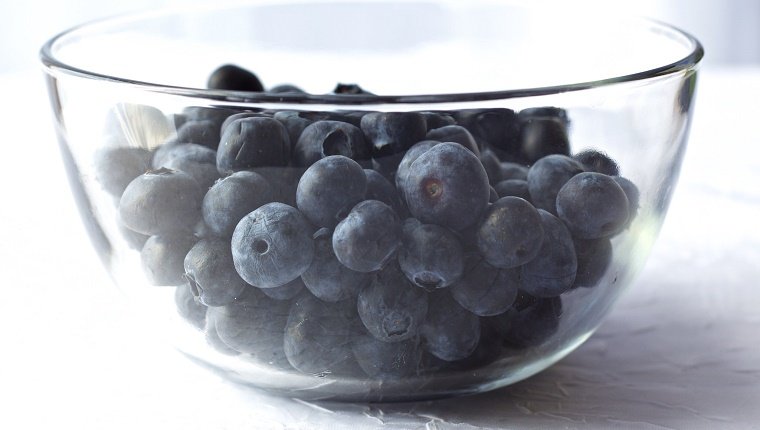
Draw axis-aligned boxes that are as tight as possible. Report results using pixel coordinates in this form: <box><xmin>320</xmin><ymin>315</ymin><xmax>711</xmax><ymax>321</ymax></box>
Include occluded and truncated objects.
<box><xmin>1</xmin><ymin>0</ymin><xmax>759</xmax><ymax>72</ymax></box>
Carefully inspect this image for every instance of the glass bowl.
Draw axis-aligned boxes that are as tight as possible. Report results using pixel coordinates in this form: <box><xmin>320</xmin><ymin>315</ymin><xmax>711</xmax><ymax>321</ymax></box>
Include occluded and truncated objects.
<box><xmin>41</xmin><ymin>0</ymin><xmax>702</xmax><ymax>402</ymax></box>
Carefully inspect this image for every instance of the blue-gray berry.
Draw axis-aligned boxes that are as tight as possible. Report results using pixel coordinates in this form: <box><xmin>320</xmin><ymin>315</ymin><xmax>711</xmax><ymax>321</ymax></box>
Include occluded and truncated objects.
<box><xmin>231</xmin><ymin>202</ymin><xmax>314</xmax><ymax>288</ymax></box>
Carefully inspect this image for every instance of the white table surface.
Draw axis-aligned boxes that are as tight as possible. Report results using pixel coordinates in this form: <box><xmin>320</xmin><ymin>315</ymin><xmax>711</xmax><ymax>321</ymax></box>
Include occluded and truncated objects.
<box><xmin>1</xmin><ymin>66</ymin><xmax>758</xmax><ymax>429</ymax></box>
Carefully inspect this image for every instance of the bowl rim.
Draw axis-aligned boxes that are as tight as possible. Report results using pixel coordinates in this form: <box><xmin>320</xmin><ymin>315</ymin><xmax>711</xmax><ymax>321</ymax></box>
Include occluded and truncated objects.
<box><xmin>39</xmin><ymin>1</ymin><xmax>704</xmax><ymax>105</ymax></box>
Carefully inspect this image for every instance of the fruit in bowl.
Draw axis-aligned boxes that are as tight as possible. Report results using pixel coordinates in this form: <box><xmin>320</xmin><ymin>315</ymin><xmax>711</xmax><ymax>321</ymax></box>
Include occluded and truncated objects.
<box><xmin>41</xmin><ymin>1</ymin><xmax>702</xmax><ymax>401</ymax></box>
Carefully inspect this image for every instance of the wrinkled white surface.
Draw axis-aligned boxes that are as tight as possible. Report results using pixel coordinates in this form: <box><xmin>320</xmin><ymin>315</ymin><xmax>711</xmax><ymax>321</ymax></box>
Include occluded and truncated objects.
<box><xmin>1</xmin><ymin>67</ymin><xmax>759</xmax><ymax>429</ymax></box>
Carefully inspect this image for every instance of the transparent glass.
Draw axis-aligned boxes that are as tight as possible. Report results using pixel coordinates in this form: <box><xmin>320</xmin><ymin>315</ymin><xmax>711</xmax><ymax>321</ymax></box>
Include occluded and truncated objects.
<box><xmin>41</xmin><ymin>0</ymin><xmax>702</xmax><ymax>401</ymax></box>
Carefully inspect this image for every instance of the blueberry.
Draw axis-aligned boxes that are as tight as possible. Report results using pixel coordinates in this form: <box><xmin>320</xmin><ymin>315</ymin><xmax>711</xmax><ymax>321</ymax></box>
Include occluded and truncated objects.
<box><xmin>269</xmin><ymin>84</ymin><xmax>306</xmax><ymax>94</ymax></box>
<box><xmin>326</xmin><ymin>110</ymin><xmax>369</xmax><ymax>127</ymax></box>
<box><xmin>501</xmin><ymin>295</ymin><xmax>562</xmax><ymax>348</ymax></box>
<box><xmin>210</xmin><ymin>288</ymin><xmax>291</xmax><ymax>366</ymax></box>
<box><xmin>273</xmin><ymin>110</ymin><xmax>331</xmax><ymax>151</ymax></box>
<box><xmin>403</xmin><ymin>142</ymin><xmax>490</xmax><ymax>231</ymax></box>
<box><xmin>175</xmin><ymin>120</ymin><xmax>219</xmax><ymax>150</ymax></box>
<box><xmin>444</xmin><ymin>317</ymin><xmax>504</xmax><ymax>371</ymax></box>
<box><xmin>521</xmin><ymin>210</ymin><xmax>577</xmax><ymax>298</ymax></box>
<box><xmin>260</xmin><ymin>277</ymin><xmax>305</xmax><ymax>300</ymax></box>
<box><xmin>202</xmin><ymin>171</ymin><xmax>273</xmax><ymax>238</ymax></box>
<box><xmin>163</xmin><ymin>157</ymin><xmax>220</xmax><ymax>191</ymax></box>
<box><xmin>152</xmin><ymin>142</ymin><xmax>219</xmax><ymax>190</ymax></box>
<box><xmin>499</xmin><ymin>162</ymin><xmax>529</xmax><ymax>181</ymax></box>
<box><xmin>510</xmin><ymin>288</ymin><xmax>540</xmax><ymax>311</ymax></box>
<box><xmin>488</xmin><ymin>186</ymin><xmax>499</xmax><ymax>203</ymax></box>
<box><xmin>184</xmin><ymin>238</ymin><xmax>249</xmax><ymax>306</ymax></box>
<box><xmin>333</xmin><ymin>83</ymin><xmax>374</xmax><ymax>95</ymax></box>
<box><xmin>449</xmin><ymin>257</ymin><xmax>520</xmax><ymax>317</ymax></box>
<box><xmin>479</xmin><ymin>149</ymin><xmax>503</xmax><ymax>185</ymax></box>
<box><xmin>352</xmin><ymin>335</ymin><xmax>422</xmax><ymax>378</ymax></box>
<box><xmin>216</xmin><ymin>117</ymin><xmax>290</xmax><ymax>175</ymax></box>
<box><xmin>453</xmin><ymin>221</ymin><xmax>479</xmax><ymax>254</ymax></box>
<box><xmin>494</xmin><ymin>179</ymin><xmax>531</xmax><ymax>201</ymax></box>
<box><xmin>207</xmin><ymin>64</ymin><xmax>264</xmax><ymax>92</ymax></box>
<box><xmin>333</xmin><ymin>200</ymin><xmax>401</xmax><ymax>273</ymax></box>
<box><xmin>119</xmin><ymin>168</ymin><xmax>203</xmax><ymax>235</ymax></box>
<box><xmin>302</xmin><ymin>228</ymin><xmax>371</xmax><ymax>302</ymax></box>
<box><xmin>477</xmin><ymin>196</ymin><xmax>544</xmax><ymax>269</ymax></box>
<box><xmin>420</xmin><ymin>111</ymin><xmax>456</xmax><ymax>131</ymax></box>
<box><xmin>170</xmin><ymin>113</ymin><xmax>188</xmax><ymax>130</ymax></box>
<box><xmin>424</xmin><ymin>125</ymin><xmax>480</xmax><ymax>156</ymax></box>
<box><xmin>360</xmin><ymin>112</ymin><xmax>427</xmax><ymax>173</ymax></box>
<box><xmin>455</xmin><ymin>108</ymin><xmax>521</xmax><ymax>155</ymax></box>
<box><xmin>398</xmin><ymin>222</ymin><xmax>464</xmax><ymax>290</ymax></box>
<box><xmin>220</xmin><ymin>112</ymin><xmax>272</xmax><ymax>136</ymax></box>
<box><xmin>556</xmin><ymin>172</ymin><xmax>630</xmax><ymax>239</ymax></box>
<box><xmin>572</xmin><ymin>238</ymin><xmax>612</xmax><ymax>289</ymax></box>
<box><xmin>93</xmin><ymin>146</ymin><xmax>151</xmax><ymax>196</ymax></box>
<box><xmin>204</xmin><ymin>313</ymin><xmax>239</xmax><ymax>356</ymax></box>
<box><xmin>152</xmin><ymin>143</ymin><xmax>216</xmax><ymax>170</ymax></box>
<box><xmin>526</xmin><ymin>154</ymin><xmax>585</xmax><ymax>214</ymax></box>
<box><xmin>294</xmin><ymin>120</ymin><xmax>370</xmax><ymax>167</ymax></box>
<box><xmin>394</xmin><ymin>140</ymin><xmax>438</xmax><ymax>198</ymax></box>
<box><xmin>420</xmin><ymin>292</ymin><xmax>480</xmax><ymax>361</ymax></box>
<box><xmin>296</xmin><ymin>155</ymin><xmax>367</xmax><ymax>228</ymax></box>
<box><xmin>117</xmin><ymin>217</ymin><xmax>149</xmax><ymax>250</ymax></box>
<box><xmin>140</xmin><ymin>233</ymin><xmax>196</xmax><ymax>285</ymax></box>
<box><xmin>613</xmin><ymin>176</ymin><xmax>640</xmax><ymax>224</ymax></box>
<box><xmin>519</xmin><ymin>116</ymin><xmax>570</xmax><ymax>163</ymax></box>
<box><xmin>573</xmin><ymin>149</ymin><xmax>620</xmax><ymax>176</ymax></box>
<box><xmin>431</xmin><ymin>317</ymin><xmax>503</xmax><ymax>371</ymax></box>
<box><xmin>401</xmin><ymin>217</ymin><xmax>422</xmax><ymax>236</ymax></box>
<box><xmin>357</xmin><ymin>263</ymin><xmax>429</xmax><ymax>342</ymax></box>
<box><xmin>231</xmin><ymin>202</ymin><xmax>315</xmax><ymax>288</ymax></box>
<box><xmin>364</xmin><ymin>169</ymin><xmax>405</xmax><ymax>215</ymax></box>
<box><xmin>175</xmin><ymin>282</ymin><xmax>207</xmax><ymax>330</ymax></box>
<box><xmin>284</xmin><ymin>293</ymin><xmax>360</xmax><ymax>375</ymax></box>
<box><xmin>183</xmin><ymin>107</ymin><xmax>242</xmax><ymax>133</ymax></box>
<box><xmin>249</xmin><ymin>166</ymin><xmax>302</xmax><ymax>207</ymax></box>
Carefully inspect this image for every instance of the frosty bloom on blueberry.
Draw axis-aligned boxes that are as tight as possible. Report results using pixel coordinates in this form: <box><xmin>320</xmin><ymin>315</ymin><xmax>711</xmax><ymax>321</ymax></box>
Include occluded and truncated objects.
<box><xmin>526</xmin><ymin>154</ymin><xmax>585</xmax><ymax>214</ymax></box>
<box><xmin>296</xmin><ymin>155</ymin><xmax>367</xmax><ymax>228</ymax></box>
<box><xmin>476</xmin><ymin>196</ymin><xmax>545</xmax><ymax>269</ymax></box>
<box><xmin>119</xmin><ymin>168</ymin><xmax>204</xmax><ymax>236</ymax></box>
<box><xmin>97</xmin><ymin>64</ymin><xmax>644</xmax><ymax>381</ymax></box>
<box><xmin>556</xmin><ymin>172</ymin><xmax>630</xmax><ymax>239</ymax></box>
<box><xmin>333</xmin><ymin>200</ymin><xmax>402</xmax><ymax>273</ymax></box>
<box><xmin>184</xmin><ymin>238</ymin><xmax>249</xmax><ymax>307</ymax></box>
<box><xmin>421</xmin><ymin>292</ymin><xmax>481</xmax><ymax>362</ymax></box>
<box><xmin>358</xmin><ymin>263</ymin><xmax>429</xmax><ymax>343</ymax></box>
<box><xmin>216</xmin><ymin>116</ymin><xmax>290</xmax><ymax>174</ymax></box>
<box><xmin>294</xmin><ymin>120</ymin><xmax>370</xmax><ymax>167</ymax></box>
<box><xmin>521</xmin><ymin>209</ymin><xmax>578</xmax><ymax>298</ymax></box>
<box><xmin>231</xmin><ymin>202</ymin><xmax>314</xmax><ymax>288</ymax></box>
<box><xmin>202</xmin><ymin>171</ymin><xmax>273</xmax><ymax>238</ymax></box>
<box><xmin>402</xmin><ymin>142</ymin><xmax>490</xmax><ymax>231</ymax></box>
<box><xmin>302</xmin><ymin>227</ymin><xmax>371</xmax><ymax>302</ymax></box>
<box><xmin>360</xmin><ymin>111</ymin><xmax>427</xmax><ymax>174</ymax></box>
<box><xmin>398</xmin><ymin>221</ymin><xmax>464</xmax><ymax>290</ymax></box>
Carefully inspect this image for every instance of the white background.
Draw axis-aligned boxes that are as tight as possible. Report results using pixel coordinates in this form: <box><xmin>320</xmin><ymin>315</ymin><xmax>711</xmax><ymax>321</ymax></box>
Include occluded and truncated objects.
<box><xmin>2</xmin><ymin>0</ymin><xmax>760</xmax><ymax>72</ymax></box>
<box><xmin>1</xmin><ymin>1</ymin><xmax>759</xmax><ymax>429</ymax></box>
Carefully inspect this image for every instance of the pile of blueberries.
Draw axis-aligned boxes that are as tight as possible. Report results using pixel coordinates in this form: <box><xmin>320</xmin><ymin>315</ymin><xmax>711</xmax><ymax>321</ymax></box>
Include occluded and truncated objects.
<box><xmin>95</xmin><ymin>65</ymin><xmax>639</xmax><ymax>379</ymax></box>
